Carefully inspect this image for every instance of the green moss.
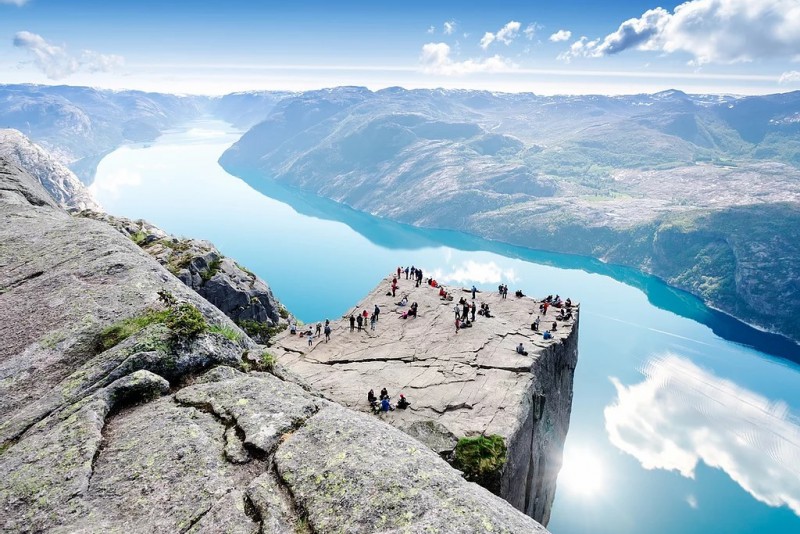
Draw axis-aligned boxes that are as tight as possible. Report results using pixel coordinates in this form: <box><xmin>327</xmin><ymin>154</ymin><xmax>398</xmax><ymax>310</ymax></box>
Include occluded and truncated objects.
<box><xmin>279</xmin><ymin>306</ymin><xmax>290</xmax><ymax>319</ymax></box>
<box><xmin>130</xmin><ymin>230</ymin><xmax>147</xmax><ymax>245</ymax></box>
<box><xmin>165</xmin><ymin>302</ymin><xmax>207</xmax><ymax>339</ymax></box>
<box><xmin>452</xmin><ymin>434</ymin><xmax>507</xmax><ymax>493</ymax></box>
<box><xmin>97</xmin><ymin>309</ymin><xmax>170</xmax><ymax>352</ymax></box>
<box><xmin>200</xmin><ymin>257</ymin><xmax>222</xmax><ymax>283</ymax></box>
<box><xmin>259</xmin><ymin>351</ymin><xmax>276</xmax><ymax>372</ymax></box>
<box><xmin>208</xmin><ymin>324</ymin><xmax>242</xmax><ymax>343</ymax></box>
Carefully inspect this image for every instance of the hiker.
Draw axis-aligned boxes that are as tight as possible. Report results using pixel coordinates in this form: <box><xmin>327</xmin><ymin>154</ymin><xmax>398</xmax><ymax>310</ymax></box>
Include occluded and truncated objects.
<box><xmin>381</xmin><ymin>397</ymin><xmax>392</xmax><ymax>412</ymax></box>
<box><xmin>532</xmin><ymin>316</ymin><xmax>540</xmax><ymax>331</ymax></box>
<box><xmin>397</xmin><ymin>394</ymin><xmax>410</xmax><ymax>409</ymax></box>
<box><xmin>374</xmin><ymin>304</ymin><xmax>380</xmax><ymax>321</ymax></box>
<box><xmin>397</xmin><ymin>267</ymin><xmax>402</xmax><ymax>278</ymax></box>
<box><xmin>316</xmin><ymin>322</ymin><xmax>322</xmax><ymax>336</ymax></box>
<box><xmin>455</xmin><ymin>317</ymin><xmax>460</xmax><ymax>333</ymax></box>
<box><xmin>349</xmin><ymin>314</ymin><xmax>355</xmax><ymax>332</ymax></box>
<box><xmin>470</xmin><ymin>302</ymin><xmax>476</xmax><ymax>322</ymax></box>
<box><xmin>391</xmin><ymin>280</ymin><xmax>397</xmax><ymax>297</ymax></box>
<box><xmin>552</xmin><ymin>321</ymin><xmax>558</xmax><ymax>331</ymax></box>
<box><xmin>368</xmin><ymin>389</ymin><xmax>377</xmax><ymax>403</ymax></box>
<box><xmin>290</xmin><ymin>320</ymin><xmax>297</xmax><ymax>335</ymax></box>
<box><xmin>565</xmin><ymin>298</ymin><xmax>572</xmax><ymax>309</ymax></box>
<box><xmin>462</xmin><ymin>303</ymin><xmax>469</xmax><ymax>320</ymax></box>
<box><xmin>543</xmin><ymin>330</ymin><xmax>552</xmax><ymax>340</ymax></box>
<box><xmin>502</xmin><ymin>284</ymin><xmax>508</xmax><ymax>299</ymax></box>
<box><xmin>472</xmin><ymin>285</ymin><xmax>477</xmax><ymax>299</ymax></box>
<box><xmin>380</xmin><ymin>387</ymin><xmax>389</xmax><ymax>400</ymax></box>
<box><xmin>398</xmin><ymin>296</ymin><xmax>408</xmax><ymax>307</ymax></box>
<box><xmin>356</xmin><ymin>314</ymin><xmax>363</xmax><ymax>331</ymax></box>
<box><xmin>516</xmin><ymin>343</ymin><xmax>528</xmax><ymax>356</ymax></box>
<box><xmin>324</xmin><ymin>324</ymin><xmax>331</xmax><ymax>342</ymax></box>
<box><xmin>409</xmin><ymin>302</ymin><xmax>418</xmax><ymax>318</ymax></box>
<box><xmin>515</xmin><ymin>289</ymin><xmax>524</xmax><ymax>298</ymax></box>
<box><xmin>454</xmin><ymin>303</ymin><xmax>460</xmax><ymax>320</ymax></box>
<box><xmin>307</xmin><ymin>332</ymin><xmax>314</xmax><ymax>347</ymax></box>
<box><xmin>370</xmin><ymin>313</ymin><xmax>376</xmax><ymax>331</ymax></box>
<box><xmin>405</xmin><ymin>266</ymin><xmax>410</xmax><ymax>279</ymax></box>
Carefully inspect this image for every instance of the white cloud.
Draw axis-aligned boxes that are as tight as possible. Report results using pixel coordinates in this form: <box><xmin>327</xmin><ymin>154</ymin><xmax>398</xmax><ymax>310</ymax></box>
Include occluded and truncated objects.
<box><xmin>480</xmin><ymin>20</ymin><xmax>521</xmax><ymax>50</ymax></box>
<box><xmin>420</xmin><ymin>42</ymin><xmax>517</xmax><ymax>75</ymax></box>
<box><xmin>549</xmin><ymin>30</ymin><xmax>572</xmax><ymax>43</ymax></box>
<box><xmin>427</xmin><ymin>25</ymin><xmax>435</xmax><ymax>34</ymax></box>
<box><xmin>88</xmin><ymin>168</ymin><xmax>141</xmax><ymax>201</ymax></box>
<box><xmin>523</xmin><ymin>23</ymin><xmax>542</xmax><ymax>41</ymax></box>
<box><xmin>443</xmin><ymin>20</ymin><xmax>456</xmax><ymax>35</ymax></box>
<box><xmin>12</xmin><ymin>31</ymin><xmax>124</xmax><ymax>80</ymax></box>
<box><xmin>566</xmin><ymin>0</ymin><xmax>800</xmax><ymax>65</ymax></box>
<box><xmin>605</xmin><ymin>354</ymin><xmax>800</xmax><ymax>516</ymax></box>
<box><xmin>779</xmin><ymin>71</ymin><xmax>800</xmax><ymax>84</ymax></box>
<box><xmin>0</xmin><ymin>0</ymin><xmax>30</xmax><ymax>6</ymax></box>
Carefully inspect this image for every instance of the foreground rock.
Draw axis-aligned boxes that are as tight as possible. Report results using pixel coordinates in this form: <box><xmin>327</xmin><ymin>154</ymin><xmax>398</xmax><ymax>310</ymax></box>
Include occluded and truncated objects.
<box><xmin>273</xmin><ymin>274</ymin><xmax>579</xmax><ymax>525</ymax></box>
<box><xmin>0</xmin><ymin>160</ymin><xmax>548</xmax><ymax>533</ymax></box>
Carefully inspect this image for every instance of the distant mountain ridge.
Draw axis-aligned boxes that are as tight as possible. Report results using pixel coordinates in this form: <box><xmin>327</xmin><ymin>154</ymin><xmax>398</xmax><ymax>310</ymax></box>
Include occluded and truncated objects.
<box><xmin>220</xmin><ymin>86</ymin><xmax>800</xmax><ymax>343</ymax></box>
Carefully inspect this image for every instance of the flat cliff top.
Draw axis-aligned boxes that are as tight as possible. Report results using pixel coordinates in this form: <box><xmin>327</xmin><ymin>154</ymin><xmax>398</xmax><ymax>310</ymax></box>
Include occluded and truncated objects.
<box><xmin>274</xmin><ymin>273</ymin><xmax>578</xmax><ymax>442</ymax></box>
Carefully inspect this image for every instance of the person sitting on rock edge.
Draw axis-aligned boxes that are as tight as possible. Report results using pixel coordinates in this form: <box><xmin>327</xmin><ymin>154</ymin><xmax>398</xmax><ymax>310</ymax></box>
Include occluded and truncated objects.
<box><xmin>516</xmin><ymin>342</ymin><xmax>528</xmax><ymax>356</ymax></box>
<box><xmin>381</xmin><ymin>397</ymin><xmax>392</xmax><ymax>412</ymax></box>
<box><xmin>397</xmin><ymin>394</ymin><xmax>410</xmax><ymax>409</ymax></box>
<box><xmin>368</xmin><ymin>389</ymin><xmax>377</xmax><ymax>404</ymax></box>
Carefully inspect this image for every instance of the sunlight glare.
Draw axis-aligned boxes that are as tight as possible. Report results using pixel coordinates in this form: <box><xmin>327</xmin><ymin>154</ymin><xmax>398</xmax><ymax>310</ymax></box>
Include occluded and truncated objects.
<box><xmin>559</xmin><ymin>447</ymin><xmax>606</xmax><ymax>496</ymax></box>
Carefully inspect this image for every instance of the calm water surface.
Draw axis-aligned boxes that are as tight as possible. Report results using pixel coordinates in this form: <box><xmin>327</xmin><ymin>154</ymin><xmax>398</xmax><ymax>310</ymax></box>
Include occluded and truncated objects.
<box><xmin>92</xmin><ymin>120</ymin><xmax>800</xmax><ymax>534</ymax></box>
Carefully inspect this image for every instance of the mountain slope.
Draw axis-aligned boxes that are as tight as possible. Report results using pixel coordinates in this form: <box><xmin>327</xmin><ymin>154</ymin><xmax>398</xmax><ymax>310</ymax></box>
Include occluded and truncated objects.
<box><xmin>0</xmin><ymin>129</ymin><xmax>100</xmax><ymax>211</ymax></box>
<box><xmin>221</xmin><ymin>87</ymin><xmax>800</xmax><ymax>342</ymax></box>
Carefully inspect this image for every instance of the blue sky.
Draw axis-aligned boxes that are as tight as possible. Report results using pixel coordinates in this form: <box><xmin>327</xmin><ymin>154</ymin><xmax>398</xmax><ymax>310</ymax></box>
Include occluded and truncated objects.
<box><xmin>1</xmin><ymin>0</ymin><xmax>798</xmax><ymax>95</ymax></box>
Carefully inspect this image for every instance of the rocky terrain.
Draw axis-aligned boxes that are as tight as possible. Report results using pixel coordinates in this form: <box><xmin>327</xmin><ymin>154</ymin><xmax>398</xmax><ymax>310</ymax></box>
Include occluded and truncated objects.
<box><xmin>76</xmin><ymin>211</ymin><xmax>285</xmax><ymax>342</ymax></box>
<box><xmin>0</xmin><ymin>128</ymin><xmax>100</xmax><ymax>211</ymax></box>
<box><xmin>0</xmin><ymin>158</ymin><xmax>550</xmax><ymax>533</ymax></box>
<box><xmin>219</xmin><ymin>87</ymin><xmax>800</xmax><ymax>343</ymax></box>
<box><xmin>273</xmin><ymin>275</ymin><xmax>578</xmax><ymax>525</ymax></box>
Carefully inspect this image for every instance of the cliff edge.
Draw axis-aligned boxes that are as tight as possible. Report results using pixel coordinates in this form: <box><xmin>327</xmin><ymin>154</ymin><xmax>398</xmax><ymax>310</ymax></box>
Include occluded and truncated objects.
<box><xmin>273</xmin><ymin>275</ymin><xmax>579</xmax><ymax>525</ymax></box>
<box><xmin>0</xmin><ymin>157</ymin><xmax>549</xmax><ymax>533</ymax></box>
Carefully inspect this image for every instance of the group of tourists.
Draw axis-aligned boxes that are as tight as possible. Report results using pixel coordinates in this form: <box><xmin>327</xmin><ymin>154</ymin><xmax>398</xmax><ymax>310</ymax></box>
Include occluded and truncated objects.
<box><xmin>349</xmin><ymin>306</ymin><xmax>381</xmax><ymax>332</ymax></box>
<box><xmin>290</xmin><ymin>318</ymin><xmax>332</xmax><ymax>346</ymax></box>
<box><xmin>398</xmin><ymin>265</ymin><xmax>424</xmax><ymax>287</ymax></box>
<box><xmin>368</xmin><ymin>387</ymin><xmax>410</xmax><ymax>413</ymax></box>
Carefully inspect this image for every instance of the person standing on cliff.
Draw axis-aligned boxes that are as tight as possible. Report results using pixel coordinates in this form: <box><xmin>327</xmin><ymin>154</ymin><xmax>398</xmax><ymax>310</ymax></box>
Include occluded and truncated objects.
<box><xmin>472</xmin><ymin>285</ymin><xmax>477</xmax><ymax>299</ymax></box>
<box><xmin>356</xmin><ymin>314</ymin><xmax>363</xmax><ymax>331</ymax></box>
<box><xmin>370</xmin><ymin>313</ymin><xmax>376</xmax><ymax>331</ymax></box>
<box><xmin>455</xmin><ymin>317</ymin><xmax>460</xmax><ymax>334</ymax></box>
<box><xmin>349</xmin><ymin>314</ymin><xmax>355</xmax><ymax>332</ymax></box>
<box><xmin>454</xmin><ymin>303</ymin><xmax>460</xmax><ymax>320</ymax></box>
<box><xmin>307</xmin><ymin>332</ymin><xmax>314</xmax><ymax>347</ymax></box>
<box><xmin>405</xmin><ymin>266</ymin><xmax>409</xmax><ymax>279</ymax></box>
<box><xmin>324</xmin><ymin>323</ymin><xmax>331</xmax><ymax>342</ymax></box>
<box><xmin>315</xmin><ymin>322</ymin><xmax>322</xmax><ymax>337</ymax></box>
<box><xmin>470</xmin><ymin>302</ymin><xmax>476</xmax><ymax>322</ymax></box>
<box><xmin>374</xmin><ymin>304</ymin><xmax>380</xmax><ymax>322</ymax></box>
<box><xmin>397</xmin><ymin>266</ymin><xmax>402</xmax><ymax>278</ymax></box>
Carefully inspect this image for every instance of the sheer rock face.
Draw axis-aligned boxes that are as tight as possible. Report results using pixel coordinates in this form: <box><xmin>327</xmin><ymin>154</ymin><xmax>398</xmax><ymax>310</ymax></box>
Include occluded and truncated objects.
<box><xmin>0</xmin><ymin>129</ymin><xmax>100</xmax><ymax>211</ymax></box>
<box><xmin>272</xmin><ymin>275</ymin><xmax>579</xmax><ymax>525</ymax></box>
<box><xmin>0</xmin><ymin>164</ymin><xmax>549</xmax><ymax>533</ymax></box>
<box><xmin>77</xmin><ymin>211</ymin><xmax>284</xmax><ymax>330</ymax></box>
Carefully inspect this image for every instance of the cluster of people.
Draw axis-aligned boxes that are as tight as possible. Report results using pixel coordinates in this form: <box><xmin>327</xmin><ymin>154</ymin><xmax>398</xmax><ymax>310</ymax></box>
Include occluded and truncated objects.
<box><xmin>349</xmin><ymin>307</ymin><xmax>380</xmax><ymax>332</ymax></box>
<box><xmin>498</xmin><ymin>284</ymin><xmax>509</xmax><ymax>299</ymax></box>
<box><xmin>398</xmin><ymin>266</ymin><xmax>424</xmax><ymax>287</ymax></box>
<box><xmin>289</xmin><ymin>319</ymin><xmax>332</xmax><ymax>346</ymax></box>
<box><xmin>399</xmin><ymin>301</ymin><xmax>418</xmax><ymax>319</ymax></box>
<box><xmin>477</xmin><ymin>302</ymin><xmax>493</xmax><ymax>318</ymax></box>
<box><xmin>368</xmin><ymin>387</ymin><xmax>410</xmax><ymax>413</ymax></box>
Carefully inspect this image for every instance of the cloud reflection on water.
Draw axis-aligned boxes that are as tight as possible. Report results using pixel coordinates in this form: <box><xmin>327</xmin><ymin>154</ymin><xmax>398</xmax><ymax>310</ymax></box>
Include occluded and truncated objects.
<box><xmin>605</xmin><ymin>354</ymin><xmax>800</xmax><ymax>516</ymax></box>
<box><xmin>431</xmin><ymin>260</ymin><xmax>518</xmax><ymax>285</ymax></box>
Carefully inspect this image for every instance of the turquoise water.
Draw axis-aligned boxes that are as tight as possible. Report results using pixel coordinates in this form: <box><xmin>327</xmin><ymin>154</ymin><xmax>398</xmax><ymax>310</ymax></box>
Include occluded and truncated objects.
<box><xmin>92</xmin><ymin>120</ymin><xmax>800</xmax><ymax>534</ymax></box>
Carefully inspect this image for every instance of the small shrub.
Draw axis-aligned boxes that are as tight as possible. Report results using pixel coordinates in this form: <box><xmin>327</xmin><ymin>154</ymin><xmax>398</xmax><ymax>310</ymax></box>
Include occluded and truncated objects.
<box><xmin>260</xmin><ymin>351</ymin><xmax>276</xmax><ymax>371</ymax></box>
<box><xmin>97</xmin><ymin>309</ymin><xmax>170</xmax><ymax>352</ymax></box>
<box><xmin>452</xmin><ymin>434</ymin><xmax>507</xmax><ymax>493</ymax></box>
<box><xmin>165</xmin><ymin>302</ymin><xmax>207</xmax><ymax>339</ymax></box>
<box><xmin>200</xmin><ymin>257</ymin><xmax>222</xmax><ymax>283</ymax></box>
<box><xmin>278</xmin><ymin>306</ymin><xmax>290</xmax><ymax>319</ymax></box>
<box><xmin>130</xmin><ymin>230</ymin><xmax>147</xmax><ymax>245</ymax></box>
<box><xmin>208</xmin><ymin>324</ymin><xmax>243</xmax><ymax>343</ymax></box>
<box><xmin>236</xmin><ymin>262</ymin><xmax>256</xmax><ymax>278</ymax></box>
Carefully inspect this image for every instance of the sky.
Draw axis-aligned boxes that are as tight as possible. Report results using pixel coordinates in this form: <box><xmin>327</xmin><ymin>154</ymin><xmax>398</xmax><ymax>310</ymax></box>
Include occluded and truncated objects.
<box><xmin>1</xmin><ymin>0</ymin><xmax>799</xmax><ymax>96</ymax></box>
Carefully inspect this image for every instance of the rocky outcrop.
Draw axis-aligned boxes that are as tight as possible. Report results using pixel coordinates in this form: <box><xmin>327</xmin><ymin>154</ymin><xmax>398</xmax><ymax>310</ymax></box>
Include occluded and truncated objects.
<box><xmin>0</xmin><ymin>162</ymin><xmax>549</xmax><ymax>533</ymax></box>
<box><xmin>0</xmin><ymin>129</ymin><xmax>100</xmax><ymax>211</ymax></box>
<box><xmin>77</xmin><ymin>211</ymin><xmax>285</xmax><ymax>338</ymax></box>
<box><xmin>272</xmin><ymin>275</ymin><xmax>579</xmax><ymax>525</ymax></box>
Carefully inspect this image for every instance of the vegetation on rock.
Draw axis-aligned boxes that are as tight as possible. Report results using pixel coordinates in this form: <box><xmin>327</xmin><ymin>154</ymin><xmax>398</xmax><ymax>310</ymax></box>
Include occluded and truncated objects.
<box><xmin>452</xmin><ymin>434</ymin><xmax>507</xmax><ymax>493</ymax></box>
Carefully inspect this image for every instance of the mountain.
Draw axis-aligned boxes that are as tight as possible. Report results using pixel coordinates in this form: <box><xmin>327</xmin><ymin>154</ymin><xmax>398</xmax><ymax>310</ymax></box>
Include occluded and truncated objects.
<box><xmin>0</xmin><ymin>159</ymin><xmax>549</xmax><ymax>533</ymax></box>
<box><xmin>210</xmin><ymin>90</ymin><xmax>295</xmax><ymax>129</ymax></box>
<box><xmin>0</xmin><ymin>128</ymin><xmax>100</xmax><ymax>211</ymax></box>
<box><xmin>220</xmin><ymin>87</ymin><xmax>800</xmax><ymax>342</ymax></box>
<box><xmin>0</xmin><ymin>84</ymin><xmax>207</xmax><ymax>183</ymax></box>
